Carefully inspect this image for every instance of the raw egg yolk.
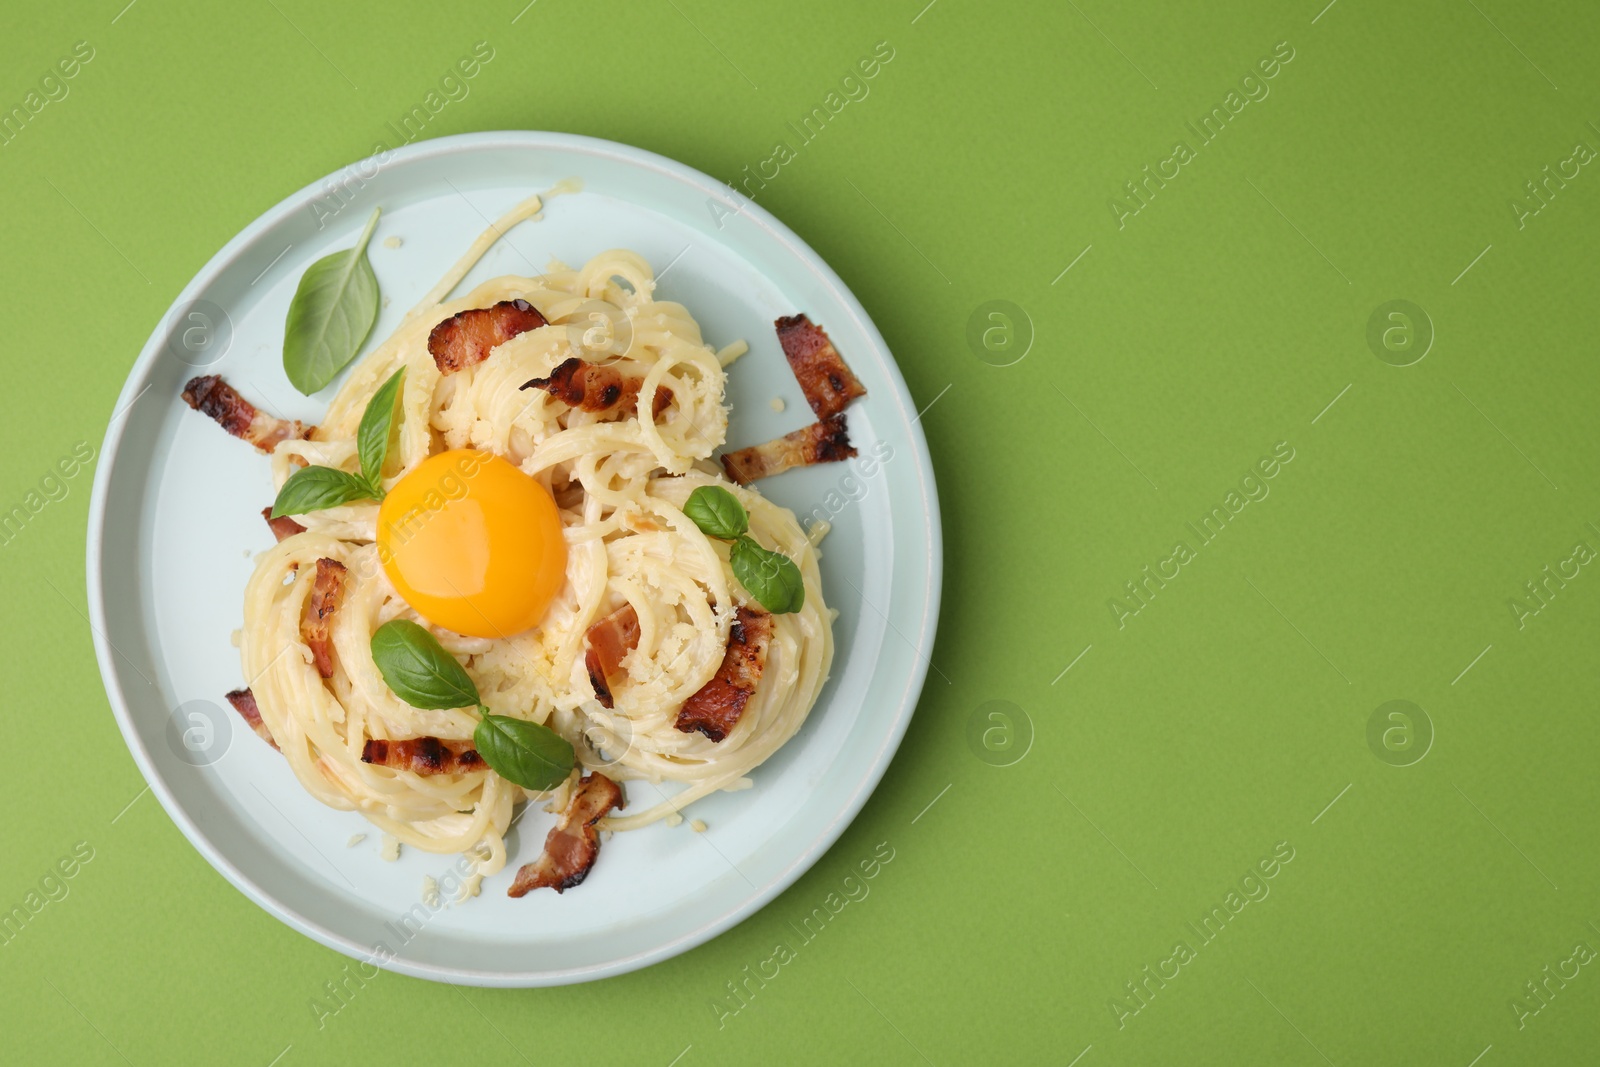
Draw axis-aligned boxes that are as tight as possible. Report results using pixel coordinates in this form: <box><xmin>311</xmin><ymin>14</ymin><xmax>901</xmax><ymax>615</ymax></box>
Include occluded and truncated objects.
<box><xmin>376</xmin><ymin>450</ymin><xmax>566</xmax><ymax>639</ymax></box>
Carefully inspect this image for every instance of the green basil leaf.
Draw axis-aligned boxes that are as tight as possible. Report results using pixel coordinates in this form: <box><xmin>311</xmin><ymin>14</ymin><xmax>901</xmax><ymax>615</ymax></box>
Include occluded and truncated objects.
<box><xmin>269</xmin><ymin>465</ymin><xmax>374</xmax><ymax>519</ymax></box>
<box><xmin>370</xmin><ymin>619</ymin><xmax>480</xmax><ymax>710</ymax></box>
<box><xmin>357</xmin><ymin>367</ymin><xmax>405</xmax><ymax>490</ymax></box>
<box><xmin>683</xmin><ymin>485</ymin><xmax>748</xmax><ymax>540</ymax></box>
<box><xmin>283</xmin><ymin>207</ymin><xmax>382</xmax><ymax>395</ymax></box>
<box><xmin>729</xmin><ymin>535</ymin><xmax>805</xmax><ymax>614</ymax></box>
<box><xmin>473</xmin><ymin>713</ymin><xmax>576</xmax><ymax>792</ymax></box>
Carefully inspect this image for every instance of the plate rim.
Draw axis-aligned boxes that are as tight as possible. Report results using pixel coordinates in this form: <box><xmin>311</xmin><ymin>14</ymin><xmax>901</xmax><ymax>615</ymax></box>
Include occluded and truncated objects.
<box><xmin>85</xmin><ymin>129</ymin><xmax>943</xmax><ymax>986</ymax></box>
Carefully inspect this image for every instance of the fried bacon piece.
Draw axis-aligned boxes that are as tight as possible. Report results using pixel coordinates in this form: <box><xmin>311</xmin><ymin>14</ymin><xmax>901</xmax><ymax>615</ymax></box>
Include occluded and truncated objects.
<box><xmin>361</xmin><ymin>737</ymin><xmax>485</xmax><ymax>775</ymax></box>
<box><xmin>776</xmin><ymin>314</ymin><xmax>866</xmax><ymax>419</ymax></box>
<box><xmin>584</xmin><ymin>604</ymin><xmax>641</xmax><ymax>710</ymax></box>
<box><xmin>507</xmin><ymin>773</ymin><xmax>624</xmax><ymax>896</ymax></box>
<box><xmin>225</xmin><ymin>687</ymin><xmax>279</xmax><ymax>750</ymax></box>
<box><xmin>520</xmin><ymin>357</ymin><xmax>672</xmax><ymax>418</ymax></box>
<box><xmin>262</xmin><ymin>507</ymin><xmax>306</xmax><ymax>542</ymax></box>
<box><xmin>181</xmin><ymin>375</ymin><xmax>310</xmax><ymax>453</ymax></box>
<box><xmin>299</xmin><ymin>558</ymin><xmax>349</xmax><ymax>679</ymax></box>
<box><xmin>720</xmin><ymin>413</ymin><xmax>856</xmax><ymax>485</ymax></box>
<box><xmin>427</xmin><ymin>298</ymin><xmax>548</xmax><ymax>374</ymax></box>
<box><xmin>675</xmin><ymin>607</ymin><xmax>775</xmax><ymax>742</ymax></box>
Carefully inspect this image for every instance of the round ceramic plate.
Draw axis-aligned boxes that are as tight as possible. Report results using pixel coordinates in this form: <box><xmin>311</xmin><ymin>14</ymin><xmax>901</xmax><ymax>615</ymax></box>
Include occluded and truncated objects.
<box><xmin>86</xmin><ymin>132</ymin><xmax>941</xmax><ymax>986</ymax></box>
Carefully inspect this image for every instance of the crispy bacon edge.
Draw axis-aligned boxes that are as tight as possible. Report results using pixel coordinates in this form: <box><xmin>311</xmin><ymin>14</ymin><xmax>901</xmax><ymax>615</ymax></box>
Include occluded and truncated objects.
<box><xmin>520</xmin><ymin>357</ymin><xmax>672</xmax><ymax>418</ymax></box>
<box><xmin>225</xmin><ymin>687</ymin><xmax>278</xmax><ymax>750</ymax></box>
<box><xmin>262</xmin><ymin>507</ymin><xmax>306</xmax><ymax>542</ymax></box>
<box><xmin>584</xmin><ymin>604</ymin><xmax>641</xmax><ymax>710</ymax></box>
<box><xmin>775</xmin><ymin>313</ymin><xmax>866</xmax><ymax>419</ymax></box>
<box><xmin>361</xmin><ymin>737</ymin><xmax>485</xmax><ymax>775</ymax></box>
<box><xmin>507</xmin><ymin>773</ymin><xmax>625</xmax><ymax>897</ymax></box>
<box><xmin>720</xmin><ymin>413</ymin><xmax>856</xmax><ymax>485</ymax></box>
<box><xmin>299</xmin><ymin>558</ymin><xmax>349</xmax><ymax>679</ymax></box>
<box><xmin>674</xmin><ymin>606</ymin><xmax>775</xmax><ymax>742</ymax></box>
<box><xmin>181</xmin><ymin>375</ymin><xmax>310</xmax><ymax>453</ymax></box>
<box><xmin>427</xmin><ymin>298</ymin><xmax>548</xmax><ymax>374</ymax></box>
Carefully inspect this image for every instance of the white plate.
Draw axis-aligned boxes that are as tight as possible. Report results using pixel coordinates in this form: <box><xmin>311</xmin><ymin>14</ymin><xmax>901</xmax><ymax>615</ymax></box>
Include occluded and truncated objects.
<box><xmin>86</xmin><ymin>132</ymin><xmax>942</xmax><ymax>986</ymax></box>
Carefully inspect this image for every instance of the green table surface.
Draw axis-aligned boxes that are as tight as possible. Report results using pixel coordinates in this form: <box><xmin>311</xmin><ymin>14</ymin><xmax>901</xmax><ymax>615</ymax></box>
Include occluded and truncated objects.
<box><xmin>5</xmin><ymin>0</ymin><xmax>1600</xmax><ymax>1063</ymax></box>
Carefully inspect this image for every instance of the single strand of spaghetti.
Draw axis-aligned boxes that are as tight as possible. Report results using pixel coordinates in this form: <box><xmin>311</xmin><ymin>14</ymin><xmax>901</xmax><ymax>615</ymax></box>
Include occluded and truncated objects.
<box><xmin>406</xmin><ymin>191</ymin><xmax>546</xmax><ymax>318</ymax></box>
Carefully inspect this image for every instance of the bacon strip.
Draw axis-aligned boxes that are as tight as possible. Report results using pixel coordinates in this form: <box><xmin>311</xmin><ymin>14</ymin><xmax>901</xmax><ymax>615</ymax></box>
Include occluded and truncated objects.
<box><xmin>675</xmin><ymin>607</ymin><xmax>774</xmax><ymax>742</ymax></box>
<box><xmin>508</xmin><ymin>773</ymin><xmax>624</xmax><ymax>896</ymax></box>
<box><xmin>181</xmin><ymin>375</ymin><xmax>310</xmax><ymax>453</ymax></box>
<box><xmin>262</xmin><ymin>507</ymin><xmax>306</xmax><ymax>542</ymax></box>
<box><xmin>361</xmin><ymin>737</ymin><xmax>485</xmax><ymax>775</ymax></box>
<box><xmin>428</xmin><ymin>298</ymin><xmax>548</xmax><ymax>374</ymax></box>
<box><xmin>585</xmin><ymin>604</ymin><xmax>640</xmax><ymax>710</ymax></box>
<box><xmin>776</xmin><ymin>314</ymin><xmax>866</xmax><ymax>419</ymax></box>
<box><xmin>225</xmin><ymin>687</ymin><xmax>279</xmax><ymax>750</ymax></box>
<box><xmin>720</xmin><ymin>414</ymin><xmax>856</xmax><ymax>485</ymax></box>
<box><xmin>521</xmin><ymin>357</ymin><xmax>672</xmax><ymax>418</ymax></box>
<box><xmin>299</xmin><ymin>558</ymin><xmax>349</xmax><ymax>679</ymax></box>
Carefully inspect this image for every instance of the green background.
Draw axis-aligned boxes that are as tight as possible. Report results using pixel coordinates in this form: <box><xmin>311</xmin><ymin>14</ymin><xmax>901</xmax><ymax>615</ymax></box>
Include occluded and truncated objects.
<box><xmin>3</xmin><ymin>0</ymin><xmax>1599</xmax><ymax>1063</ymax></box>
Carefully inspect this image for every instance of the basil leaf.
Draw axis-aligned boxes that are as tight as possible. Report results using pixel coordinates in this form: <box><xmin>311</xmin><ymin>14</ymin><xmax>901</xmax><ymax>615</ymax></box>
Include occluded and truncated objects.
<box><xmin>370</xmin><ymin>619</ymin><xmax>480</xmax><ymax>710</ymax></box>
<box><xmin>683</xmin><ymin>485</ymin><xmax>748</xmax><ymax>540</ymax></box>
<box><xmin>270</xmin><ymin>465</ymin><xmax>374</xmax><ymax>519</ymax></box>
<box><xmin>729</xmin><ymin>535</ymin><xmax>805</xmax><ymax>614</ymax></box>
<box><xmin>357</xmin><ymin>367</ymin><xmax>404</xmax><ymax>490</ymax></box>
<box><xmin>473</xmin><ymin>713</ymin><xmax>575</xmax><ymax>792</ymax></box>
<box><xmin>283</xmin><ymin>207</ymin><xmax>382</xmax><ymax>395</ymax></box>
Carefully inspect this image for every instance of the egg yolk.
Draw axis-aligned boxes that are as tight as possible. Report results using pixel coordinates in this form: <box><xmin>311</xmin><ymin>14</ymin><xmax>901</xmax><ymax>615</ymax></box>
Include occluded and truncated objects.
<box><xmin>376</xmin><ymin>450</ymin><xmax>566</xmax><ymax>639</ymax></box>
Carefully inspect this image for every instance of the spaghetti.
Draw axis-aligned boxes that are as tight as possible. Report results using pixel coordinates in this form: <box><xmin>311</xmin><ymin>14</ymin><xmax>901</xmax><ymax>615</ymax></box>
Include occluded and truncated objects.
<box><xmin>236</xmin><ymin>190</ymin><xmax>834</xmax><ymax>890</ymax></box>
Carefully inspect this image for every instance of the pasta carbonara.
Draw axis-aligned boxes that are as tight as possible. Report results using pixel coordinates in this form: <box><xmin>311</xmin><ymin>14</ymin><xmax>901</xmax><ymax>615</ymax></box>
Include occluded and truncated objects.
<box><xmin>233</xmin><ymin>191</ymin><xmax>834</xmax><ymax>893</ymax></box>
